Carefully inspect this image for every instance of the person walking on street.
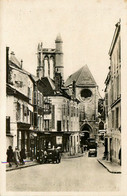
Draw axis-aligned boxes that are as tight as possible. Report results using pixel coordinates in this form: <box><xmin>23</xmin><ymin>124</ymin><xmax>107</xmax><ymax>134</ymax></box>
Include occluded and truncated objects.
<box><xmin>13</xmin><ymin>147</ymin><xmax>20</xmax><ymax>167</ymax></box>
<box><xmin>20</xmin><ymin>148</ymin><xmax>26</xmax><ymax>165</ymax></box>
<box><xmin>6</xmin><ymin>146</ymin><xmax>14</xmax><ymax>167</ymax></box>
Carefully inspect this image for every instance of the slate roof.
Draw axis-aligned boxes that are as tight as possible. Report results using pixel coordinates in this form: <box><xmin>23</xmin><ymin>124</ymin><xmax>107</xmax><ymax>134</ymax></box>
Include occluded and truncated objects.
<box><xmin>40</xmin><ymin>77</ymin><xmax>55</xmax><ymax>96</ymax></box>
<box><xmin>41</xmin><ymin>77</ymin><xmax>75</xmax><ymax>100</ymax></box>
<box><xmin>65</xmin><ymin>65</ymin><xmax>97</xmax><ymax>87</ymax></box>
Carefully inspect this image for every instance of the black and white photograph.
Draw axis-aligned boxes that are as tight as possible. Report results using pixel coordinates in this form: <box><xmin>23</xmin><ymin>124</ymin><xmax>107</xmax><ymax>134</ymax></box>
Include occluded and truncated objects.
<box><xmin>0</xmin><ymin>0</ymin><xmax>127</xmax><ymax>195</ymax></box>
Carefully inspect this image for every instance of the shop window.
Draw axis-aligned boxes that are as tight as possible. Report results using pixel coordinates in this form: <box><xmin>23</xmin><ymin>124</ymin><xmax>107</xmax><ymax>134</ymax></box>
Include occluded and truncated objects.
<box><xmin>57</xmin><ymin>121</ymin><xmax>61</xmax><ymax>132</ymax></box>
<box><xmin>56</xmin><ymin>136</ymin><xmax>62</xmax><ymax>145</ymax></box>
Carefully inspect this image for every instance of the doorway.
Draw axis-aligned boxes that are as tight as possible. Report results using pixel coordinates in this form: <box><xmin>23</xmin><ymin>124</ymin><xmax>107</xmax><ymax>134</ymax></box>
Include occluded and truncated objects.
<box><xmin>80</xmin><ymin>123</ymin><xmax>92</xmax><ymax>148</ymax></box>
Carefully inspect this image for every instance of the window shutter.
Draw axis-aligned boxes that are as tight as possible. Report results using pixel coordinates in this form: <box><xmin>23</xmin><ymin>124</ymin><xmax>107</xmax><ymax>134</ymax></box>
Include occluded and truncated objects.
<box><xmin>52</xmin><ymin>105</ymin><xmax>55</xmax><ymax>129</ymax></box>
<box><xmin>49</xmin><ymin>120</ymin><xmax>52</xmax><ymax>131</ymax></box>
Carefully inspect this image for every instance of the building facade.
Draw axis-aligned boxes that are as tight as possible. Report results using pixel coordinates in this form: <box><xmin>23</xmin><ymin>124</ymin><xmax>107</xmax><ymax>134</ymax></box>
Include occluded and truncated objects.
<box><xmin>36</xmin><ymin>35</ymin><xmax>81</xmax><ymax>155</ymax></box>
<box><xmin>6</xmin><ymin>48</ymin><xmax>45</xmax><ymax>159</ymax></box>
<box><xmin>65</xmin><ymin>65</ymin><xmax>101</xmax><ymax>149</ymax></box>
<box><xmin>104</xmin><ymin>21</ymin><xmax>121</xmax><ymax>164</ymax></box>
<box><xmin>39</xmin><ymin>76</ymin><xmax>80</xmax><ymax>155</ymax></box>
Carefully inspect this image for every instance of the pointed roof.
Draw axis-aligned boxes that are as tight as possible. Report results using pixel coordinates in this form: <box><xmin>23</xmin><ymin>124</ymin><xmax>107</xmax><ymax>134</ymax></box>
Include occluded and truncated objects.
<box><xmin>9</xmin><ymin>52</ymin><xmax>21</xmax><ymax>68</ymax></box>
<box><xmin>65</xmin><ymin>65</ymin><xmax>97</xmax><ymax>87</ymax></box>
<box><xmin>40</xmin><ymin>77</ymin><xmax>56</xmax><ymax>96</ymax></box>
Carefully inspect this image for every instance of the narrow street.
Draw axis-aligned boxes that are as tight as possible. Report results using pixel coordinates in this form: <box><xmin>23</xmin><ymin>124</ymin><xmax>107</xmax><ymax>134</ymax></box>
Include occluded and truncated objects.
<box><xmin>6</xmin><ymin>149</ymin><xmax>121</xmax><ymax>192</ymax></box>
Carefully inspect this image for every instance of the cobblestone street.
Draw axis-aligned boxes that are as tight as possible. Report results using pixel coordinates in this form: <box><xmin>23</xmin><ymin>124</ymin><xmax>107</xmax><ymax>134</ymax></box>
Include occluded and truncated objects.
<box><xmin>6</xmin><ymin>147</ymin><xmax>121</xmax><ymax>192</ymax></box>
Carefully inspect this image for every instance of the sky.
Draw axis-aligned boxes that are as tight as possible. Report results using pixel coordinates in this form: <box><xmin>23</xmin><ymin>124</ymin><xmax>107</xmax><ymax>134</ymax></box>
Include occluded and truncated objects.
<box><xmin>1</xmin><ymin>0</ymin><xmax>127</xmax><ymax>97</ymax></box>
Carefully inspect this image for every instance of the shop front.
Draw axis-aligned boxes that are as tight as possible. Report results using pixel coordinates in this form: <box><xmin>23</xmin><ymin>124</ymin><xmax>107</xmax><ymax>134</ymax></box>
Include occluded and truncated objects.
<box><xmin>17</xmin><ymin>122</ymin><xmax>31</xmax><ymax>157</ymax></box>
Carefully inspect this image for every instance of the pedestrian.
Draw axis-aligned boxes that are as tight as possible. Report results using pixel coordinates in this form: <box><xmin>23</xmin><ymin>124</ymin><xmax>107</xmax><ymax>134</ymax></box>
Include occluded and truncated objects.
<box><xmin>6</xmin><ymin>146</ymin><xmax>14</xmax><ymax>167</ymax></box>
<box><xmin>20</xmin><ymin>148</ymin><xmax>26</xmax><ymax>165</ymax></box>
<box><xmin>13</xmin><ymin>147</ymin><xmax>20</xmax><ymax>167</ymax></box>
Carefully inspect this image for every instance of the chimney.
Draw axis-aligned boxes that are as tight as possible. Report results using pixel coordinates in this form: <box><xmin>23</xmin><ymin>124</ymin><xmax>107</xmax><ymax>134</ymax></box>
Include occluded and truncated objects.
<box><xmin>54</xmin><ymin>72</ymin><xmax>62</xmax><ymax>91</ymax></box>
<box><xmin>10</xmin><ymin>51</ymin><xmax>15</xmax><ymax>56</ymax></box>
<box><xmin>6</xmin><ymin>47</ymin><xmax>9</xmax><ymax>83</ymax></box>
<box><xmin>21</xmin><ymin>59</ymin><xmax>23</xmax><ymax>69</ymax></box>
<box><xmin>72</xmin><ymin>80</ymin><xmax>76</xmax><ymax>97</ymax></box>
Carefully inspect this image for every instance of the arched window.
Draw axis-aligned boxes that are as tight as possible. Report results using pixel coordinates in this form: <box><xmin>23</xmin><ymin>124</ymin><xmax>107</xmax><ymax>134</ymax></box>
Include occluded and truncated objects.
<box><xmin>49</xmin><ymin>57</ymin><xmax>54</xmax><ymax>79</ymax></box>
<box><xmin>99</xmin><ymin>121</ymin><xmax>104</xmax><ymax>130</ymax></box>
<box><xmin>44</xmin><ymin>58</ymin><xmax>48</xmax><ymax>77</ymax></box>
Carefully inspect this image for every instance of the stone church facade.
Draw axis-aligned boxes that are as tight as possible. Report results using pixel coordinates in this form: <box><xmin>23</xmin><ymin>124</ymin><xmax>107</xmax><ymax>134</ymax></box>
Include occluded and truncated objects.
<box><xmin>65</xmin><ymin>65</ymin><xmax>101</xmax><ymax>148</ymax></box>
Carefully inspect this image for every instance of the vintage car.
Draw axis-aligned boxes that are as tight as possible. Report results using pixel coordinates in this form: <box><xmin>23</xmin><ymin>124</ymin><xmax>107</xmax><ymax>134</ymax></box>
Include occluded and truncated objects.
<box><xmin>36</xmin><ymin>150</ymin><xmax>45</xmax><ymax>164</ymax></box>
<box><xmin>87</xmin><ymin>138</ymin><xmax>97</xmax><ymax>157</ymax></box>
<box><xmin>88</xmin><ymin>148</ymin><xmax>97</xmax><ymax>157</ymax></box>
<box><xmin>45</xmin><ymin>149</ymin><xmax>61</xmax><ymax>164</ymax></box>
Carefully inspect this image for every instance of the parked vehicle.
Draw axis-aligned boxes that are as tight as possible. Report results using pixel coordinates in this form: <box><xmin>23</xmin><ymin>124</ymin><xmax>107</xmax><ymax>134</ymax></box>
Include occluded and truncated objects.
<box><xmin>36</xmin><ymin>150</ymin><xmax>44</xmax><ymax>164</ymax></box>
<box><xmin>87</xmin><ymin>138</ymin><xmax>97</xmax><ymax>157</ymax></box>
<box><xmin>46</xmin><ymin>149</ymin><xmax>61</xmax><ymax>164</ymax></box>
<box><xmin>88</xmin><ymin>148</ymin><xmax>97</xmax><ymax>157</ymax></box>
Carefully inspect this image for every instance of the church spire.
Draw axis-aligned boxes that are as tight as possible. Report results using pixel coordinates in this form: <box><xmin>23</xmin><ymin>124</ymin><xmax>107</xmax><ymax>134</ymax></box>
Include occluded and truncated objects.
<box><xmin>36</xmin><ymin>42</ymin><xmax>43</xmax><ymax>78</ymax></box>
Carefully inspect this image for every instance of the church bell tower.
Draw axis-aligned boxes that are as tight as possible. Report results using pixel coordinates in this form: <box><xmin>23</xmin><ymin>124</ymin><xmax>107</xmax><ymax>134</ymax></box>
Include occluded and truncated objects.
<box><xmin>55</xmin><ymin>34</ymin><xmax>64</xmax><ymax>80</ymax></box>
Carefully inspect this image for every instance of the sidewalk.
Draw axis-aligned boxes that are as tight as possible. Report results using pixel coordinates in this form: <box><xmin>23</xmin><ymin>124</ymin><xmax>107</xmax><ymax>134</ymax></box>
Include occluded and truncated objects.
<box><xmin>6</xmin><ymin>152</ymin><xmax>84</xmax><ymax>171</ymax></box>
<box><xmin>97</xmin><ymin>158</ymin><xmax>121</xmax><ymax>174</ymax></box>
<box><xmin>97</xmin><ymin>142</ymin><xmax>121</xmax><ymax>174</ymax></box>
<box><xmin>6</xmin><ymin>158</ymin><xmax>38</xmax><ymax>172</ymax></box>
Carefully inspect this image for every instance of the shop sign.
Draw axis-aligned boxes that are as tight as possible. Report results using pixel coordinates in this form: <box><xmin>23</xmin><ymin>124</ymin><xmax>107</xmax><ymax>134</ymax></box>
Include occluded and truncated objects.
<box><xmin>56</xmin><ymin>136</ymin><xmax>62</xmax><ymax>144</ymax></box>
<box><xmin>44</xmin><ymin>114</ymin><xmax>51</xmax><ymax>119</ymax></box>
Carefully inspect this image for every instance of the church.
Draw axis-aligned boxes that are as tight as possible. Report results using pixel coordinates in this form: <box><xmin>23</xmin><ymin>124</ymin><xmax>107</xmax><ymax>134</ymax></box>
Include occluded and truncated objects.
<box><xmin>65</xmin><ymin>65</ymin><xmax>101</xmax><ymax>148</ymax></box>
<box><xmin>36</xmin><ymin>34</ymin><xmax>102</xmax><ymax>153</ymax></box>
<box><xmin>36</xmin><ymin>35</ymin><xmax>81</xmax><ymax>155</ymax></box>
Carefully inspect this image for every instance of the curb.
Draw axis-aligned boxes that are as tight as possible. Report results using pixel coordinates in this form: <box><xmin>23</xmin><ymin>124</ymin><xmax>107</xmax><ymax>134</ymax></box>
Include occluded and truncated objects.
<box><xmin>6</xmin><ymin>162</ymin><xmax>39</xmax><ymax>172</ymax></box>
<box><xmin>97</xmin><ymin>159</ymin><xmax>121</xmax><ymax>174</ymax></box>
<box><xmin>6</xmin><ymin>154</ymin><xmax>84</xmax><ymax>171</ymax></box>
